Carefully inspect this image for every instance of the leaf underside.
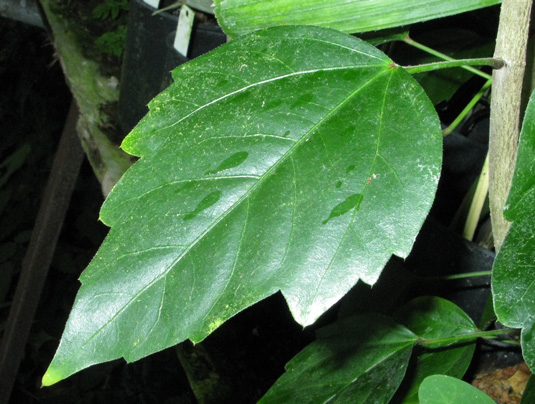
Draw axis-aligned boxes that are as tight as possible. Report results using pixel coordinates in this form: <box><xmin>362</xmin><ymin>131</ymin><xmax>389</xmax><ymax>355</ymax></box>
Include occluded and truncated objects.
<box><xmin>43</xmin><ymin>25</ymin><xmax>442</xmax><ymax>385</ymax></box>
<box><xmin>492</xmin><ymin>90</ymin><xmax>535</xmax><ymax>371</ymax></box>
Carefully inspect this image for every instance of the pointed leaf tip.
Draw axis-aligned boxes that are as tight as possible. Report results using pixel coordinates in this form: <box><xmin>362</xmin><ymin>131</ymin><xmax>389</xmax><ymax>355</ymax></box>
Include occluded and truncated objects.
<box><xmin>42</xmin><ymin>368</ymin><xmax>62</xmax><ymax>387</ymax></box>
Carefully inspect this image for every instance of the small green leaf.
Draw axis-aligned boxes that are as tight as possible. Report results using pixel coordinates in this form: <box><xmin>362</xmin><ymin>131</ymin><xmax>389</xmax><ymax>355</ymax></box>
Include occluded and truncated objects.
<box><xmin>0</xmin><ymin>144</ymin><xmax>31</xmax><ymax>189</ymax></box>
<box><xmin>392</xmin><ymin>297</ymin><xmax>476</xmax><ymax>404</ymax></box>
<box><xmin>262</xmin><ymin>298</ymin><xmax>476</xmax><ymax>403</ymax></box>
<box><xmin>214</xmin><ymin>0</ymin><xmax>501</xmax><ymax>38</ymax></box>
<box><xmin>393</xmin><ymin>346</ymin><xmax>475</xmax><ymax>404</ymax></box>
<box><xmin>394</xmin><ymin>296</ymin><xmax>479</xmax><ymax>348</ymax></box>
<box><xmin>520</xmin><ymin>375</ymin><xmax>535</xmax><ymax>404</ymax></box>
<box><xmin>492</xmin><ymin>89</ymin><xmax>535</xmax><ymax>370</ymax></box>
<box><xmin>394</xmin><ymin>296</ymin><xmax>477</xmax><ymax>404</ymax></box>
<box><xmin>259</xmin><ymin>314</ymin><xmax>417</xmax><ymax>403</ymax></box>
<box><xmin>419</xmin><ymin>375</ymin><xmax>495</xmax><ymax>404</ymax></box>
<box><xmin>43</xmin><ymin>25</ymin><xmax>442</xmax><ymax>385</ymax></box>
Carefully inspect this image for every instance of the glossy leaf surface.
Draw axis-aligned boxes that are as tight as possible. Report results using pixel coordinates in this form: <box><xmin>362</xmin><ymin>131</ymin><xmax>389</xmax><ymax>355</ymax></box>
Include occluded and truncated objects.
<box><xmin>43</xmin><ymin>25</ymin><xmax>442</xmax><ymax>385</ymax></box>
<box><xmin>419</xmin><ymin>375</ymin><xmax>495</xmax><ymax>404</ymax></box>
<box><xmin>214</xmin><ymin>0</ymin><xmax>501</xmax><ymax>38</ymax></box>
<box><xmin>259</xmin><ymin>315</ymin><xmax>416</xmax><ymax>403</ymax></box>
<box><xmin>492</xmin><ymin>90</ymin><xmax>535</xmax><ymax>370</ymax></box>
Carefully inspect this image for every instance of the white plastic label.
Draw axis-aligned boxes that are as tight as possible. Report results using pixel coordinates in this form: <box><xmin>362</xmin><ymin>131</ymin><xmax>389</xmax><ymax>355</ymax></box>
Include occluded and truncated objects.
<box><xmin>143</xmin><ymin>0</ymin><xmax>160</xmax><ymax>8</ymax></box>
<box><xmin>174</xmin><ymin>5</ymin><xmax>195</xmax><ymax>57</ymax></box>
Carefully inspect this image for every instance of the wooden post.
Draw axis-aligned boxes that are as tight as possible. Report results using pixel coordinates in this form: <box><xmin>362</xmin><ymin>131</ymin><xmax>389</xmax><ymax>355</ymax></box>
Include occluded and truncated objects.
<box><xmin>490</xmin><ymin>0</ymin><xmax>533</xmax><ymax>250</ymax></box>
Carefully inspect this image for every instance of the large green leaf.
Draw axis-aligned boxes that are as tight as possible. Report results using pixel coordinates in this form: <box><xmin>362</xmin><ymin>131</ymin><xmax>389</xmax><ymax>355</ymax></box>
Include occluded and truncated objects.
<box><xmin>214</xmin><ymin>0</ymin><xmax>501</xmax><ymax>38</ymax></box>
<box><xmin>492</xmin><ymin>89</ymin><xmax>535</xmax><ymax>370</ymax></box>
<box><xmin>259</xmin><ymin>314</ymin><xmax>417</xmax><ymax>403</ymax></box>
<box><xmin>419</xmin><ymin>375</ymin><xmax>495</xmax><ymax>404</ymax></box>
<box><xmin>42</xmin><ymin>25</ymin><xmax>442</xmax><ymax>385</ymax></box>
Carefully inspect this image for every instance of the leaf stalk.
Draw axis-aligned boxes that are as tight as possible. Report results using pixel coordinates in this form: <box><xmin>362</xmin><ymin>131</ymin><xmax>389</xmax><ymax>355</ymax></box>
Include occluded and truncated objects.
<box><xmin>442</xmin><ymin>78</ymin><xmax>492</xmax><ymax>136</ymax></box>
<box><xmin>403</xmin><ymin>58</ymin><xmax>505</xmax><ymax>75</ymax></box>
<box><xmin>418</xmin><ymin>328</ymin><xmax>517</xmax><ymax>347</ymax></box>
<box><xmin>417</xmin><ymin>270</ymin><xmax>492</xmax><ymax>281</ymax></box>
<box><xmin>402</xmin><ymin>35</ymin><xmax>493</xmax><ymax>80</ymax></box>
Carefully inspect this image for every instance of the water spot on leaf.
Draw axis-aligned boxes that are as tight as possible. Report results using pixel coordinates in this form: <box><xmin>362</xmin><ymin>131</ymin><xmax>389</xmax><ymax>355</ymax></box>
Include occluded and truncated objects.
<box><xmin>184</xmin><ymin>190</ymin><xmax>222</xmax><ymax>221</ymax></box>
<box><xmin>205</xmin><ymin>151</ymin><xmax>249</xmax><ymax>175</ymax></box>
<box><xmin>342</xmin><ymin>126</ymin><xmax>356</xmax><ymax>137</ymax></box>
<box><xmin>174</xmin><ymin>181</ymin><xmax>197</xmax><ymax>194</ymax></box>
<box><xmin>216</xmin><ymin>79</ymin><xmax>229</xmax><ymax>88</ymax></box>
<box><xmin>323</xmin><ymin>193</ymin><xmax>363</xmax><ymax>224</ymax></box>
<box><xmin>264</xmin><ymin>99</ymin><xmax>283</xmax><ymax>111</ymax></box>
<box><xmin>346</xmin><ymin>165</ymin><xmax>355</xmax><ymax>173</ymax></box>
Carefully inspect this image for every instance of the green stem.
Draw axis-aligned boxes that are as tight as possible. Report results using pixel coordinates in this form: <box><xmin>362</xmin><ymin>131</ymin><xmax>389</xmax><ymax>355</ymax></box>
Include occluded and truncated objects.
<box><xmin>152</xmin><ymin>0</ymin><xmax>183</xmax><ymax>15</ymax></box>
<box><xmin>442</xmin><ymin>78</ymin><xmax>492</xmax><ymax>136</ymax></box>
<box><xmin>418</xmin><ymin>270</ymin><xmax>492</xmax><ymax>281</ymax></box>
<box><xmin>418</xmin><ymin>328</ymin><xmax>515</xmax><ymax>347</ymax></box>
<box><xmin>500</xmin><ymin>339</ymin><xmax>522</xmax><ymax>346</ymax></box>
<box><xmin>403</xmin><ymin>58</ymin><xmax>504</xmax><ymax>75</ymax></box>
<box><xmin>462</xmin><ymin>153</ymin><xmax>490</xmax><ymax>240</ymax></box>
<box><xmin>403</xmin><ymin>35</ymin><xmax>493</xmax><ymax>80</ymax></box>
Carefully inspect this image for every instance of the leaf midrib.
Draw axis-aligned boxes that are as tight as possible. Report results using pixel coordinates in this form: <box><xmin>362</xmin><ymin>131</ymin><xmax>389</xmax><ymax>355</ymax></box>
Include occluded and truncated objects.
<box><xmin>305</xmin><ymin>69</ymin><xmax>395</xmax><ymax>320</ymax></box>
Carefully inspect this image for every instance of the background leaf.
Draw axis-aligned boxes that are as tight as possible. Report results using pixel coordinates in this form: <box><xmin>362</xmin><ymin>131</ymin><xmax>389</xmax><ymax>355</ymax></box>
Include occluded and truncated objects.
<box><xmin>258</xmin><ymin>314</ymin><xmax>417</xmax><ymax>404</ymax></box>
<box><xmin>394</xmin><ymin>296</ymin><xmax>479</xmax><ymax>348</ymax></box>
<box><xmin>492</xmin><ymin>89</ymin><xmax>535</xmax><ymax>370</ymax></box>
<box><xmin>419</xmin><ymin>375</ymin><xmax>496</xmax><ymax>404</ymax></box>
<box><xmin>261</xmin><ymin>298</ymin><xmax>477</xmax><ymax>403</ymax></box>
<box><xmin>43</xmin><ymin>25</ymin><xmax>442</xmax><ymax>385</ymax></box>
<box><xmin>391</xmin><ymin>297</ymin><xmax>477</xmax><ymax>403</ymax></box>
<box><xmin>214</xmin><ymin>0</ymin><xmax>501</xmax><ymax>38</ymax></box>
<box><xmin>520</xmin><ymin>375</ymin><xmax>535</xmax><ymax>404</ymax></box>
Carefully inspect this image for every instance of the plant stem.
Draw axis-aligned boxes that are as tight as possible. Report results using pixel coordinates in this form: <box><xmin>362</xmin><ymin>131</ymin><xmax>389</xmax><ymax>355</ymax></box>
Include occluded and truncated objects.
<box><xmin>418</xmin><ymin>328</ymin><xmax>516</xmax><ymax>347</ymax></box>
<box><xmin>418</xmin><ymin>270</ymin><xmax>492</xmax><ymax>281</ymax></box>
<box><xmin>152</xmin><ymin>0</ymin><xmax>183</xmax><ymax>15</ymax></box>
<box><xmin>403</xmin><ymin>58</ymin><xmax>504</xmax><ymax>75</ymax></box>
<box><xmin>403</xmin><ymin>35</ymin><xmax>492</xmax><ymax>80</ymax></box>
<box><xmin>442</xmin><ymin>78</ymin><xmax>492</xmax><ymax>136</ymax></box>
<box><xmin>463</xmin><ymin>153</ymin><xmax>490</xmax><ymax>240</ymax></box>
<box><xmin>489</xmin><ymin>0</ymin><xmax>534</xmax><ymax>250</ymax></box>
<box><xmin>499</xmin><ymin>339</ymin><xmax>522</xmax><ymax>346</ymax></box>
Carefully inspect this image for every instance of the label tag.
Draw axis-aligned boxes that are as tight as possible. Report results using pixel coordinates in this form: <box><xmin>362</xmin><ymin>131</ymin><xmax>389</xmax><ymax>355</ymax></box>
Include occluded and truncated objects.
<box><xmin>143</xmin><ymin>0</ymin><xmax>160</xmax><ymax>8</ymax></box>
<box><xmin>174</xmin><ymin>5</ymin><xmax>195</xmax><ymax>57</ymax></box>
